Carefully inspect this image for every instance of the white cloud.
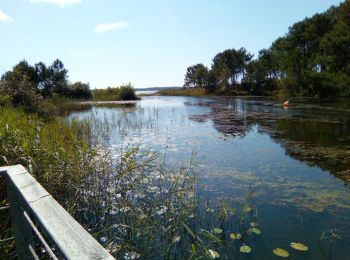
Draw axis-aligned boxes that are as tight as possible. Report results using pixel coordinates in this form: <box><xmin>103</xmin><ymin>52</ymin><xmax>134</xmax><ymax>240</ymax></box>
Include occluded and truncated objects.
<box><xmin>0</xmin><ymin>10</ymin><xmax>12</xmax><ymax>22</ymax></box>
<box><xmin>29</xmin><ymin>0</ymin><xmax>81</xmax><ymax>7</ymax></box>
<box><xmin>94</xmin><ymin>22</ymin><xmax>128</xmax><ymax>33</ymax></box>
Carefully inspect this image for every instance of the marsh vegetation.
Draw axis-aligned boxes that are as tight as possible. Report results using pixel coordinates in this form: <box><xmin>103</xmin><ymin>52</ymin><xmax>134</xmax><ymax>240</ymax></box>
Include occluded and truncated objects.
<box><xmin>59</xmin><ymin>96</ymin><xmax>350</xmax><ymax>259</ymax></box>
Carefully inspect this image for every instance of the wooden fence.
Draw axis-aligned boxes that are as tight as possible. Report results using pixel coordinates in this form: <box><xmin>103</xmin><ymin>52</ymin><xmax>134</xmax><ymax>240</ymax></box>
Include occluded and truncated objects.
<box><xmin>0</xmin><ymin>165</ymin><xmax>114</xmax><ymax>260</ymax></box>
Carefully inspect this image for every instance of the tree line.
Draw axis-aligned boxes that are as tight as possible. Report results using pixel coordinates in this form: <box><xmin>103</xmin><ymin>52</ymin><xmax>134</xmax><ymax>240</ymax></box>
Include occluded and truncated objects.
<box><xmin>0</xmin><ymin>59</ymin><xmax>140</xmax><ymax>116</ymax></box>
<box><xmin>184</xmin><ymin>1</ymin><xmax>350</xmax><ymax>98</ymax></box>
<box><xmin>0</xmin><ymin>59</ymin><xmax>92</xmax><ymax>109</ymax></box>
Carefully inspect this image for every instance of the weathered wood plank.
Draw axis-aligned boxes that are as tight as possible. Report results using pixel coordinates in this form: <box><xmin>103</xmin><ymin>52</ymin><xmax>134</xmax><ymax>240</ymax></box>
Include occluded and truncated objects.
<box><xmin>7</xmin><ymin>170</ymin><xmax>49</xmax><ymax>203</ymax></box>
<box><xmin>30</xmin><ymin>196</ymin><xmax>113</xmax><ymax>259</ymax></box>
<box><xmin>3</xmin><ymin>165</ymin><xmax>115</xmax><ymax>260</ymax></box>
<box><xmin>6</xmin><ymin>179</ymin><xmax>35</xmax><ymax>260</ymax></box>
<box><xmin>0</xmin><ymin>165</ymin><xmax>27</xmax><ymax>177</ymax></box>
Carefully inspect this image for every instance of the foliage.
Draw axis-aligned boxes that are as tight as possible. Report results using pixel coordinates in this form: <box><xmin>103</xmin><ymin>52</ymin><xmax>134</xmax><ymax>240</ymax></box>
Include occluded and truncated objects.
<box><xmin>0</xmin><ymin>107</ymin><xmax>93</xmax><ymax>204</ymax></box>
<box><xmin>118</xmin><ymin>85</ymin><xmax>138</xmax><ymax>101</ymax></box>
<box><xmin>68</xmin><ymin>82</ymin><xmax>92</xmax><ymax>99</ymax></box>
<box><xmin>184</xmin><ymin>64</ymin><xmax>210</xmax><ymax>88</ymax></box>
<box><xmin>0</xmin><ymin>106</ymin><xmax>259</xmax><ymax>259</ymax></box>
<box><xmin>0</xmin><ymin>59</ymin><xmax>92</xmax><ymax>116</ymax></box>
<box><xmin>182</xmin><ymin>1</ymin><xmax>350</xmax><ymax>98</ymax></box>
<box><xmin>0</xmin><ymin>107</ymin><xmax>94</xmax><ymax>257</ymax></box>
<box><xmin>158</xmin><ymin>87</ymin><xmax>207</xmax><ymax>96</ymax></box>
<box><xmin>93</xmin><ymin>84</ymin><xmax>138</xmax><ymax>101</ymax></box>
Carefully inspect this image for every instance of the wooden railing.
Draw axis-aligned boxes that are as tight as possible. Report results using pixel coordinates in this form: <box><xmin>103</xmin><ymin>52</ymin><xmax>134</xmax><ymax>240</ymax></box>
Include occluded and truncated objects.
<box><xmin>0</xmin><ymin>165</ymin><xmax>114</xmax><ymax>260</ymax></box>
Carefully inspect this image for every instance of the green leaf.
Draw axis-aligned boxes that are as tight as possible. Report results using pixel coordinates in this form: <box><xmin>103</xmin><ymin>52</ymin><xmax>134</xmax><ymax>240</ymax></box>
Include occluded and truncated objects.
<box><xmin>243</xmin><ymin>205</ymin><xmax>252</xmax><ymax>213</ymax></box>
<box><xmin>250</xmin><ymin>222</ymin><xmax>259</xmax><ymax>228</ymax></box>
<box><xmin>208</xmin><ymin>249</ymin><xmax>220</xmax><ymax>259</ymax></box>
<box><xmin>290</xmin><ymin>242</ymin><xmax>308</xmax><ymax>251</ymax></box>
<box><xmin>212</xmin><ymin>228</ymin><xmax>223</xmax><ymax>234</ymax></box>
<box><xmin>248</xmin><ymin>227</ymin><xmax>261</xmax><ymax>235</ymax></box>
<box><xmin>229</xmin><ymin>233</ymin><xmax>242</xmax><ymax>240</ymax></box>
<box><xmin>240</xmin><ymin>245</ymin><xmax>251</xmax><ymax>253</ymax></box>
<box><xmin>273</xmin><ymin>248</ymin><xmax>289</xmax><ymax>258</ymax></box>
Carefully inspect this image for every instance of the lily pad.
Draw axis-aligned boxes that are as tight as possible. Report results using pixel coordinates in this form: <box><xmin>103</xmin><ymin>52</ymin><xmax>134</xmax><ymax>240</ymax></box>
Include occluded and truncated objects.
<box><xmin>243</xmin><ymin>206</ymin><xmax>252</xmax><ymax>213</ymax></box>
<box><xmin>291</xmin><ymin>242</ymin><xmax>308</xmax><ymax>251</ymax></box>
<box><xmin>230</xmin><ymin>233</ymin><xmax>242</xmax><ymax>240</ymax></box>
<box><xmin>250</xmin><ymin>222</ymin><xmax>259</xmax><ymax>228</ymax></box>
<box><xmin>208</xmin><ymin>249</ymin><xmax>220</xmax><ymax>259</ymax></box>
<box><xmin>273</xmin><ymin>248</ymin><xmax>289</xmax><ymax>258</ymax></box>
<box><xmin>248</xmin><ymin>227</ymin><xmax>261</xmax><ymax>235</ymax></box>
<box><xmin>212</xmin><ymin>228</ymin><xmax>223</xmax><ymax>234</ymax></box>
<box><xmin>240</xmin><ymin>245</ymin><xmax>251</xmax><ymax>253</ymax></box>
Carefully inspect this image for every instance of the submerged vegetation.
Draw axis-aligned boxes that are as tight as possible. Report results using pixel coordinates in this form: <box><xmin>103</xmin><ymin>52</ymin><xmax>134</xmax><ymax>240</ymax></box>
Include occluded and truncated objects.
<box><xmin>1</xmin><ymin>1</ymin><xmax>350</xmax><ymax>259</ymax></box>
<box><xmin>180</xmin><ymin>1</ymin><xmax>350</xmax><ymax>98</ymax></box>
<box><xmin>0</xmin><ymin>106</ymin><xmax>292</xmax><ymax>259</ymax></box>
<box><xmin>1</xmin><ymin>93</ymin><xmax>349</xmax><ymax>258</ymax></box>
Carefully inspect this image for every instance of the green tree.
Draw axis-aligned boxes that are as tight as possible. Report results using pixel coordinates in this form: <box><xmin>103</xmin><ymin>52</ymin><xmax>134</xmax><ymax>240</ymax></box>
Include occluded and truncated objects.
<box><xmin>212</xmin><ymin>48</ymin><xmax>253</xmax><ymax>90</ymax></box>
<box><xmin>68</xmin><ymin>82</ymin><xmax>92</xmax><ymax>99</ymax></box>
<box><xmin>49</xmin><ymin>59</ymin><xmax>69</xmax><ymax>96</ymax></box>
<box><xmin>35</xmin><ymin>62</ymin><xmax>52</xmax><ymax>98</ymax></box>
<box><xmin>184</xmin><ymin>64</ymin><xmax>209</xmax><ymax>88</ymax></box>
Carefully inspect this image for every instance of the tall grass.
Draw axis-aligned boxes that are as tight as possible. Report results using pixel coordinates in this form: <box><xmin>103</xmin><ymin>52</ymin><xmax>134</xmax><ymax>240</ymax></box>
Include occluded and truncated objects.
<box><xmin>0</xmin><ymin>106</ymin><xmax>94</xmax><ymax>257</ymax></box>
<box><xmin>0</xmin><ymin>106</ymin><xmax>259</xmax><ymax>259</ymax></box>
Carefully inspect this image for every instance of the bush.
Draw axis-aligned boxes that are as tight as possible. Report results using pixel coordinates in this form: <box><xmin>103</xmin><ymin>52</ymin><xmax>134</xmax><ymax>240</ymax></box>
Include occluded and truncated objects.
<box><xmin>0</xmin><ymin>77</ymin><xmax>40</xmax><ymax>112</ymax></box>
<box><xmin>67</xmin><ymin>82</ymin><xmax>92</xmax><ymax>100</ymax></box>
<box><xmin>0</xmin><ymin>95</ymin><xmax>11</xmax><ymax>107</ymax></box>
<box><xmin>93</xmin><ymin>84</ymin><xmax>138</xmax><ymax>101</ymax></box>
<box><xmin>117</xmin><ymin>85</ymin><xmax>138</xmax><ymax>100</ymax></box>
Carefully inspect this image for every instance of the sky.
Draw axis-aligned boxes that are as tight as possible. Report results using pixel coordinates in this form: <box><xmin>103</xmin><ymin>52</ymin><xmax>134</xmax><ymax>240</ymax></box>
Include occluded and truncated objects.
<box><xmin>0</xmin><ymin>0</ymin><xmax>344</xmax><ymax>89</ymax></box>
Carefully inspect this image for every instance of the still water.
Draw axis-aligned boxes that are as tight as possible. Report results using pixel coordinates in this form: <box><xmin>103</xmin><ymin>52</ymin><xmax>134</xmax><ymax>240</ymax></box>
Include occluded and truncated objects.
<box><xmin>68</xmin><ymin>96</ymin><xmax>350</xmax><ymax>259</ymax></box>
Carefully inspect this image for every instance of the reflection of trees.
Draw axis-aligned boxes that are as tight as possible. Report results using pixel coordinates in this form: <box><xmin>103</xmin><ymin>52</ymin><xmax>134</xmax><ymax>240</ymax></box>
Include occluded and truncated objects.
<box><xmin>189</xmin><ymin>103</ymin><xmax>254</xmax><ymax>137</ymax></box>
<box><xmin>259</xmin><ymin>117</ymin><xmax>350</xmax><ymax>183</ymax></box>
<box><xmin>188</xmin><ymin>99</ymin><xmax>350</xmax><ymax>183</ymax></box>
<box><xmin>62</xmin><ymin>102</ymin><xmax>137</xmax><ymax>116</ymax></box>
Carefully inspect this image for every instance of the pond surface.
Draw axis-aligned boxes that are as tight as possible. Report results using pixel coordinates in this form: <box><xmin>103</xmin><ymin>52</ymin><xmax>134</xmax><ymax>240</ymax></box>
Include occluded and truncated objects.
<box><xmin>68</xmin><ymin>96</ymin><xmax>350</xmax><ymax>260</ymax></box>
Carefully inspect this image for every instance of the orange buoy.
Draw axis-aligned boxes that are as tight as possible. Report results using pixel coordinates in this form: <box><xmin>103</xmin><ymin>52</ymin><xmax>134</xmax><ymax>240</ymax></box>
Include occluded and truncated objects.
<box><xmin>283</xmin><ymin>100</ymin><xmax>289</xmax><ymax>107</ymax></box>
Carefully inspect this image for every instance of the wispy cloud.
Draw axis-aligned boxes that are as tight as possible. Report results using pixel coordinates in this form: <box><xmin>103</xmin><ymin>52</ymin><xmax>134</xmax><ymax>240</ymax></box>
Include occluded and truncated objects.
<box><xmin>0</xmin><ymin>10</ymin><xmax>12</xmax><ymax>22</ymax></box>
<box><xmin>94</xmin><ymin>22</ymin><xmax>128</xmax><ymax>33</ymax></box>
<box><xmin>29</xmin><ymin>0</ymin><xmax>81</xmax><ymax>7</ymax></box>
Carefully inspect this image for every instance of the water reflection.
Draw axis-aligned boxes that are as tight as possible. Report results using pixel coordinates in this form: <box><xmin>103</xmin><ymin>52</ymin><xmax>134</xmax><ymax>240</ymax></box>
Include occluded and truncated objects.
<box><xmin>67</xmin><ymin>96</ymin><xmax>350</xmax><ymax>259</ymax></box>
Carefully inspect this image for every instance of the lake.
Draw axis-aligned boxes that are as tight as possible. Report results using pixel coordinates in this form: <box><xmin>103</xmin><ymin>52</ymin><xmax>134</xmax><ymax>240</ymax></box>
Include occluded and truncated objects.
<box><xmin>67</xmin><ymin>96</ymin><xmax>350</xmax><ymax>259</ymax></box>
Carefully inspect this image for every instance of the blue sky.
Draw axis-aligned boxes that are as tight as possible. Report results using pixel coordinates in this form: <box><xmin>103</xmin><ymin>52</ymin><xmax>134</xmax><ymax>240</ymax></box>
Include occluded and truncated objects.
<box><xmin>0</xmin><ymin>0</ymin><xmax>344</xmax><ymax>88</ymax></box>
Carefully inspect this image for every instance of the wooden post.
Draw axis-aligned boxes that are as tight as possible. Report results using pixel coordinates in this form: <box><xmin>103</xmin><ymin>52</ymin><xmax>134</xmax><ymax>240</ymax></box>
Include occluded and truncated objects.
<box><xmin>6</xmin><ymin>178</ymin><xmax>35</xmax><ymax>260</ymax></box>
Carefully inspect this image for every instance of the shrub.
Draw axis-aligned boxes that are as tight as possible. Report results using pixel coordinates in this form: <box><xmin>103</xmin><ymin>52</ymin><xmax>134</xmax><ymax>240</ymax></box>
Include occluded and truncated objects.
<box><xmin>117</xmin><ymin>85</ymin><xmax>138</xmax><ymax>100</ymax></box>
<box><xmin>68</xmin><ymin>82</ymin><xmax>92</xmax><ymax>100</ymax></box>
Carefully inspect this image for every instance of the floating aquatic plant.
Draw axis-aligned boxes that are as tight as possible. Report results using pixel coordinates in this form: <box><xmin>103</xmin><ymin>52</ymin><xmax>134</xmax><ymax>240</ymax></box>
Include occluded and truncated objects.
<box><xmin>250</xmin><ymin>222</ymin><xmax>259</xmax><ymax>227</ymax></box>
<box><xmin>212</xmin><ymin>228</ymin><xmax>223</xmax><ymax>234</ymax></box>
<box><xmin>230</xmin><ymin>233</ymin><xmax>242</xmax><ymax>240</ymax></box>
<box><xmin>123</xmin><ymin>251</ymin><xmax>141</xmax><ymax>260</ymax></box>
<box><xmin>248</xmin><ymin>227</ymin><xmax>261</xmax><ymax>235</ymax></box>
<box><xmin>208</xmin><ymin>249</ymin><xmax>220</xmax><ymax>259</ymax></box>
<box><xmin>273</xmin><ymin>248</ymin><xmax>289</xmax><ymax>258</ymax></box>
<box><xmin>290</xmin><ymin>242</ymin><xmax>308</xmax><ymax>251</ymax></box>
<box><xmin>240</xmin><ymin>245</ymin><xmax>251</xmax><ymax>253</ymax></box>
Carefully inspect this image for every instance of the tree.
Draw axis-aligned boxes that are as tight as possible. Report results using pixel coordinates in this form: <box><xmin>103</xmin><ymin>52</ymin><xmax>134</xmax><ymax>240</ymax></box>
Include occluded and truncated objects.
<box><xmin>68</xmin><ymin>82</ymin><xmax>92</xmax><ymax>99</ymax></box>
<box><xmin>49</xmin><ymin>59</ymin><xmax>68</xmax><ymax>96</ymax></box>
<box><xmin>212</xmin><ymin>48</ymin><xmax>253</xmax><ymax>90</ymax></box>
<box><xmin>35</xmin><ymin>62</ymin><xmax>52</xmax><ymax>98</ymax></box>
<box><xmin>1</xmin><ymin>60</ymin><xmax>36</xmax><ymax>84</ymax></box>
<box><xmin>184</xmin><ymin>64</ymin><xmax>209</xmax><ymax>88</ymax></box>
<box><xmin>0</xmin><ymin>75</ymin><xmax>39</xmax><ymax>111</ymax></box>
